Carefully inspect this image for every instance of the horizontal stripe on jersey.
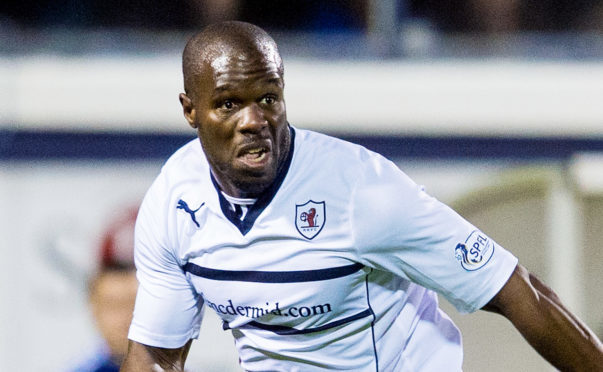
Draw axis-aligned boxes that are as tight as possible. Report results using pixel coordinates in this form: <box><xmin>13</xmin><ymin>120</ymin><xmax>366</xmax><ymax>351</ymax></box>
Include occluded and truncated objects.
<box><xmin>183</xmin><ymin>262</ymin><xmax>364</xmax><ymax>283</ymax></box>
<box><xmin>223</xmin><ymin>308</ymin><xmax>373</xmax><ymax>335</ymax></box>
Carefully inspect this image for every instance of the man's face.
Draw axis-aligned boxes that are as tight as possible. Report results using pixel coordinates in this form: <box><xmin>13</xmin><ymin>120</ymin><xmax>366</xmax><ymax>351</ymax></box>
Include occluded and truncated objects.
<box><xmin>180</xmin><ymin>48</ymin><xmax>289</xmax><ymax>197</ymax></box>
<box><xmin>90</xmin><ymin>270</ymin><xmax>138</xmax><ymax>360</ymax></box>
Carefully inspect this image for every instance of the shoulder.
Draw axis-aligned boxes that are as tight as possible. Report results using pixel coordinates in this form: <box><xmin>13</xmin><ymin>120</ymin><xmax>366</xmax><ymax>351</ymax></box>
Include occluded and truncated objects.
<box><xmin>136</xmin><ymin>138</ymin><xmax>210</xmax><ymax>245</ymax></box>
<box><xmin>294</xmin><ymin>127</ymin><xmax>372</xmax><ymax>157</ymax></box>
<box><xmin>144</xmin><ymin>138</ymin><xmax>210</xmax><ymax>200</ymax></box>
<box><xmin>292</xmin><ymin>127</ymin><xmax>389</xmax><ymax>174</ymax></box>
<box><xmin>296</xmin><ymin>127</ymin><xmax>408</xmax><ymax>187</ymax></box>
<box><xmin>289</xmin><ymin>128</ymin><xmax>410</xmax><ymax>203</ymax></box>
<box><xmin>161</xmin><ymin>138</ymin><xmax>209</xmax><ymax>180</ymax></box>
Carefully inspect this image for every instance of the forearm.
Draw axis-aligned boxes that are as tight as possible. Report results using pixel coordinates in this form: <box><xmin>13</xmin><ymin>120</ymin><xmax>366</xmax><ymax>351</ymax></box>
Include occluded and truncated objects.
<box><xmin>120</xmin><ymin>340</ymin><xmax>192</xmax><ymax>372</ymax></box>
<box><xmin>518</xmin><ymin>285</ymin><xmax>602</xmax><ymax>370</ymax></box>
<box><xmin>487</xmin><ymin>265</ymin><xmax>603</xmax><ymax>371</ymax></box>
<box><xmin>527</xmin><ymin>272</ymin><xmax>603</xmax><ymax>356</ymax></box>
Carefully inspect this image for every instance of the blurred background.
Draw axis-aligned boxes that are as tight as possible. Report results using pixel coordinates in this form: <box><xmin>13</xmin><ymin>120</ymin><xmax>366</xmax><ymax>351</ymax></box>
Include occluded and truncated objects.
<box><xmin>1</xmin><ymin>1</ymin><xmax>602</xmax><ymax>371</ymax></box>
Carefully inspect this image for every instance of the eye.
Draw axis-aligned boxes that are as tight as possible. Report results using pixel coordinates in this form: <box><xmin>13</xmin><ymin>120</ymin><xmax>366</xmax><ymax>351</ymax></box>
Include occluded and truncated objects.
<box><xmin>221</xmin><ymin>99</ymin><xmax>234</xmax><ymax>110</ymax></box>
<box><xmin>261</xmin><ymin>94</ymin><xmax>278</xmax><ymax>105</ymax></box>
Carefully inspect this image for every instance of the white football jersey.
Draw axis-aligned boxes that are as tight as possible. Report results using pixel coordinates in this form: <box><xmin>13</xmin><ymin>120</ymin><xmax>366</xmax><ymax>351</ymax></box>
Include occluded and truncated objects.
<box><xmin>128</xmin><ymin>127</ymin><xmax>518</xmax><ymax>371</ymax></box>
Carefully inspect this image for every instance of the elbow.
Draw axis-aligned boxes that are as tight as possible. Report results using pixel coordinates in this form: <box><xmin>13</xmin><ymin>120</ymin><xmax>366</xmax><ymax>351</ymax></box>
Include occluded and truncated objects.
<box><xmin>482</xmin><ymin>264</ymin><xmax>539</xmax><ymax>318</ymax></box>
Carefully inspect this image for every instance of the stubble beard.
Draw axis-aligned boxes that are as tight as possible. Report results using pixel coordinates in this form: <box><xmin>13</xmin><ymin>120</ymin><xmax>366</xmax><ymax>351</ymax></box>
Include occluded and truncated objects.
<box><xmin>230</xmin><ymin>128</ymin><xmax>290</xmax><ymax>198</ymax></box>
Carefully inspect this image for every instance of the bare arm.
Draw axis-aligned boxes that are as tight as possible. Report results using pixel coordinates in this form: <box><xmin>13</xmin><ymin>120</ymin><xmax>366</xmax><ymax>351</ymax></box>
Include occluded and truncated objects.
<box><xmin>120</xmin><ymin>339</ymin><xmax>192</xmax><ymax>372</ymax></box>
<box><xmin>483</xmin><ymin>264</ymin><xmax>603</xmax><ymax>371</ymax></box>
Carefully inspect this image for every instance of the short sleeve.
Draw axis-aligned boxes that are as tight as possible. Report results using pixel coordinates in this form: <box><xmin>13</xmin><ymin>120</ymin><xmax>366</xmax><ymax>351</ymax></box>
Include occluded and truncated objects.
<box><xmin>127</xmin><ymin>173</ymin><xmax>204</xmax><ymax>348</ymax></box>
<box><xmin>352</xmin><ymin>154</ymin><xmax>518</xmax><ymax>313</ymax></box>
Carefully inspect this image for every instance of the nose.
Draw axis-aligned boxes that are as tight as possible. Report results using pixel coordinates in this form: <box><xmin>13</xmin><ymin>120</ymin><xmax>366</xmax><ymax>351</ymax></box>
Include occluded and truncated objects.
<box><xmin>239</xmin><ymin>103</ymin><xmax>268</xmax><ymax>134</ymax></box>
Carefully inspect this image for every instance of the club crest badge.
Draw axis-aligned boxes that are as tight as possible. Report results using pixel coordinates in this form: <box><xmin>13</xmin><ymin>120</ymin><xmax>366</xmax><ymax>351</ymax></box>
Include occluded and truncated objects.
<box><xmin>295</xmin><ymin>200</ymin><xmax>326</xmax><ymax>240</ymax></box>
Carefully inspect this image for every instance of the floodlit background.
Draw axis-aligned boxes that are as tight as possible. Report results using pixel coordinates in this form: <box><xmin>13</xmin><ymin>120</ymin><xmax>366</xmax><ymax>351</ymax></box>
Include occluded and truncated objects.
<box><xmin>1</xmin><ymin>1</ymin><xmax>602</xmax><ymax>371</ymax></box>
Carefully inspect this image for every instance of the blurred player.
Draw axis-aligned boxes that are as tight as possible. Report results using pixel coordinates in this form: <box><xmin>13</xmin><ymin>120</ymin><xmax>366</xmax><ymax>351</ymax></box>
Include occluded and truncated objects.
<box><xmin>121</xmin><ymin>21</ymin><xmax>603</xmax><ymax>371</ymax></box>
<box><xmin>71</xmin><ymin>208</ymin><xmax>138</xmax><ymax>372</ymax></box>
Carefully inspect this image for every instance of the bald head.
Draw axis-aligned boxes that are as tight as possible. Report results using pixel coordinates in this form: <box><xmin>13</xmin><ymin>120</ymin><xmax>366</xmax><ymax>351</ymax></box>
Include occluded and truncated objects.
<box><xmin>182</xmin><ymin>21</ymin><xmax>284</xmax><ymax>98</ymax></box>
<box><xmin>178</xmin><ymin>21</ymin><xmax>290</xmax><ymax>198</ymax></box>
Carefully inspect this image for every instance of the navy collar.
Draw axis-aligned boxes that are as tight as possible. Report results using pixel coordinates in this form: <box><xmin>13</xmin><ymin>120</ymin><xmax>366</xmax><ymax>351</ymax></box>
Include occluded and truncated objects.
<box><xmin>211</xmin><ymin>126</ymin><xmax>295</xmax><ymax>235</ymax></box>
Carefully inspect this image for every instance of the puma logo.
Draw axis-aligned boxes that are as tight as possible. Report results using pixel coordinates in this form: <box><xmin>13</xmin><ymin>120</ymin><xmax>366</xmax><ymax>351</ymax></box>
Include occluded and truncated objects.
<box><xmin>177</xmin><ymin>200</ymin><xmax>205</xmax><ymax>228</ymax></box>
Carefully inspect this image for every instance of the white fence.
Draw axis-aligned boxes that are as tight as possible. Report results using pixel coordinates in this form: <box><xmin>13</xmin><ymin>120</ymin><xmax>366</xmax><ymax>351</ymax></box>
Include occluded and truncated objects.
<box><xmin>1</xmin><ymin>56</ymin><xmax>602</xmax><ymax>136</ymax></box>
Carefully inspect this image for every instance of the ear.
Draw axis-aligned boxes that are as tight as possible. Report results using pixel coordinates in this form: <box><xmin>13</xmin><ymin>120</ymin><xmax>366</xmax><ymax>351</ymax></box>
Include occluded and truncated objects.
<box><xmin>179</xmin><ymin>93</ymin><xmax>197</xmax><ymax>129</ymax></box>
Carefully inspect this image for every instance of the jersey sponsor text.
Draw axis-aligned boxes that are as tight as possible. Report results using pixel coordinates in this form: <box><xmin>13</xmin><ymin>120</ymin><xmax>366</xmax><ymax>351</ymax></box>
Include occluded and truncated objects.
<box><xmin>204</xmin><ymin>297</ymin><xmax>333</xmax><ymax>319</ymax></box>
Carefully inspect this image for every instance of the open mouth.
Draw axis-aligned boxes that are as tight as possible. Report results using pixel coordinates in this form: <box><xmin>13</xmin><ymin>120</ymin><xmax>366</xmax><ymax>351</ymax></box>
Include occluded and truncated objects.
<box><xmin>242</xmin><ymin>147</ymin><xmax>268</xmax><ymax>162</ymax></box>
<box><xmin>238</xmin><ymin>144</ymin><xmax>271</xmax><ymax>167</ymax></box>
